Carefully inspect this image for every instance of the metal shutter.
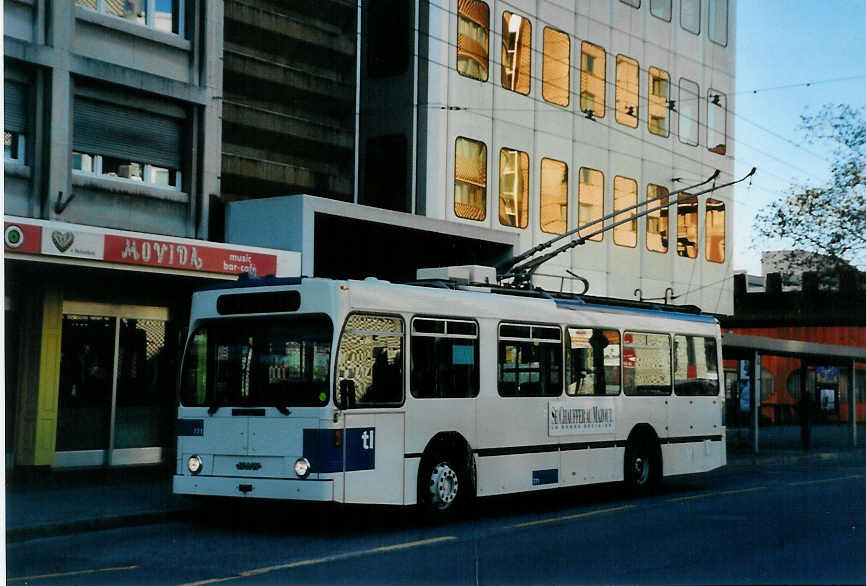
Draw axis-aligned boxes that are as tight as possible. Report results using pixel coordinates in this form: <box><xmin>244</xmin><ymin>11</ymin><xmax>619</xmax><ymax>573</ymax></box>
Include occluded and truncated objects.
<box><xmin>4</xmin><ymin>81</ymin><xmax>27</xmax><ymax>133</ymax></box>
<box><xmin>73</xmin><ymin>97</ymin><xmax>183</xmax><ymax>170</ymax></box>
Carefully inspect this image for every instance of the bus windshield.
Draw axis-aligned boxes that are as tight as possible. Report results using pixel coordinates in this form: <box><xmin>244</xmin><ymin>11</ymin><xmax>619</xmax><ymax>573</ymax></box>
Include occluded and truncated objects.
<box><xmin>180</xmin><ymin>315</ymin><xmax>332</xmax><ymax>408</ymax></box>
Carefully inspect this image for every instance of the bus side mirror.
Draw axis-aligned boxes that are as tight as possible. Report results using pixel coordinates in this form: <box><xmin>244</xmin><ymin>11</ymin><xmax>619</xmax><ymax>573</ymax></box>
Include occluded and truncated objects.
<box><xmin>339</xmin><ymin>379</ymin><xmax>355</xmax><ymax>410</ymax></box>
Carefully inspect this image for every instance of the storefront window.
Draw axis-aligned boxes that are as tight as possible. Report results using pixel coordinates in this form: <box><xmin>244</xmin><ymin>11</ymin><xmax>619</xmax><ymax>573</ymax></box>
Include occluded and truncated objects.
<box><xmin>615</xmin><ymin>55</ymin><xmax>639</xmax><ymax>128</ymax></box>
<box><xmin>580</xmin><ymin>42</ymin><xmax>606</xmax><ymax>119</ymax></box>
<box><xmin>646</xmin><ymin>184</ymin><xmax>669</xmax><ymax>253</ymax></box>
<box><xmin>502</xmin><ymin>12</ymin><xmax>532</xmax><ymax>95</ymax></box>
<box><xmin>679</xmin><ymin>78</ymin><xmax>699</xmax><ymax>146</ymax></box>
<box><xmin>676</xmin><ymin>196</ymin><xmax>698</xmax><ymax>258</ymax></box>
<box><xmin>648</xmin><ymin>67</ymin><xmax>670</xmax><ymax>137</ymax></box>
<box><xmin>540</xmin><ymin>158</ymin><xmax>568</xmax><ymax>234</ymax></box>
<box><xmin>454</xmin><ymin>137</ymin><xmax>488</xmax><ymax>221</ymax></box>
<box><xmin>499</xmin><ymin>148</ymin><xmax>529</xmax><ymax>228</ymax></box>
<box><xmin>578</xmin><ymin>167</ymin><xmax>604</xmax><ymax>241</ymax></box>
<box><xmin>542</xmin><ymin>28</ymin><xmax>570</xmax><ymax>107</ymax></box>
<box><xmin>613</xmin><ymin>176</ymin><xmax>638</xmax><ymax>247</ymax></box>
<box><xmin>707</xmin><ymin>90</ymin><xmax>727</xmax><ymax>155</ymax></box>
<box><xmin>457</xmin><ymin>0</ymin><xmax>489</xmax><ymax>81</ymax></box>
<box><xmin>705</xmin><ymin>198</ymin><xmax>725</xmax><ymax>262</ymax></box>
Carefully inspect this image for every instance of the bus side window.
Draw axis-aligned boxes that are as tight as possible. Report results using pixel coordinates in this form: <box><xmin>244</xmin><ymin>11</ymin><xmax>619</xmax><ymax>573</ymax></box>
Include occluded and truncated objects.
<box><xmin>623</xmin><ymin>331</ymin><xmax>671</xmax><ymax>396</ymax></box>
<box><xmin>336</xmin><ymin>314</ymin><xmax>404</xmax><ymax>407</ymax></box>
<box><xmin>566</xmin><ymin>328</ymin><xmax>621</xmax><ymax>396</ymax></box>
<box><xmin>674</xmin><ymin>335</ymin><xmax>720</xmax><ymax>396</ymax></box>
<box><xmin>498</xmin><ymin>323</ymin><xmax>562</xmax><ymax>397</ymax></box>
<box><xmin>410</xmin><ymin>318</ymin><xmax>479</xmax><ymax>399</ymax></box>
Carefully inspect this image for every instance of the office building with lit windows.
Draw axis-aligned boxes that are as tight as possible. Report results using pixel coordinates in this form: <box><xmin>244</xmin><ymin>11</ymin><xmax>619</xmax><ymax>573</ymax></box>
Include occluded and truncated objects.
<box><xmin>4</xmin><ymin>0</ymin><xmax>735</xmax><ymax>471</ymax></box>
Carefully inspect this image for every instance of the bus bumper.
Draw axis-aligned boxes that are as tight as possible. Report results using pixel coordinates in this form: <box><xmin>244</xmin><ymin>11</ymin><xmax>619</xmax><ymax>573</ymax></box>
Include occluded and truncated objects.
<box><xmin>173</xmin><ymin>474</ymin><xmax>334</xmax><ymax>501</ymax></box>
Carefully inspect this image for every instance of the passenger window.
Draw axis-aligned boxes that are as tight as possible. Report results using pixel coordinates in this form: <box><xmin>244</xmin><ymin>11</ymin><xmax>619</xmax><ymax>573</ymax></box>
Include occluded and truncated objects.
<box><xmin>623</xmin><ymin>332</ymin><xmax>671</xmax><ymax>396</ymax></box>
<box><xmin>498</xmin><ymin>324</ymin><xmax>562</xmax><ymax>397</ymax></box>
<box><xmin>411</xmin><ymin>318</ymin><xmax>479</xmax><ymax>398</ymax></box>
<box><xmin>566</xmin><ymin>328</ymin><xmax>621</xmax><ymax>396</ymax></box>
<box><xmin>674</xmin><ymin>335</ymin><xmax>719</xmax><ymax>396</ymax></box>
<box><xmin>336</xmin><ymin>314</ymin><xmax>404</xmax><ymax>407</ymax></box>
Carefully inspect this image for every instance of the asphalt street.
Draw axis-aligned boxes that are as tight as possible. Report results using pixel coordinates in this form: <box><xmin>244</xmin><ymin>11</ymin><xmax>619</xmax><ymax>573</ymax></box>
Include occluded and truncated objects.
<box><xmin>6</xmin><ymin>457</ymin><xmax>864</xmax><ymax>585</ymax></box>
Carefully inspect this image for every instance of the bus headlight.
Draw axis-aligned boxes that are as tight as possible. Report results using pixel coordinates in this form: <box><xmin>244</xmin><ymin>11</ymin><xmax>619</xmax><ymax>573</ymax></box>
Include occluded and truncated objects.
<box><xmin>294</xmin><ymin>457</ymin><xmax>311</xmax><ymax>478</ymax></box>
<box><xmin>188</xmin><ymin>455</ymin><xmax>203</xmax><ymax>475</ymax></box>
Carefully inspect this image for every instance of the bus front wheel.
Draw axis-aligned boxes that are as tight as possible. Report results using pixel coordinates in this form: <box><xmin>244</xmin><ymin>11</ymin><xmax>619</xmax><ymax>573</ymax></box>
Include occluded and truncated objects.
<box><xmin>419</xmin><ymin>452</ymin><xmax>465</xmax><ymax>519</ymax></box>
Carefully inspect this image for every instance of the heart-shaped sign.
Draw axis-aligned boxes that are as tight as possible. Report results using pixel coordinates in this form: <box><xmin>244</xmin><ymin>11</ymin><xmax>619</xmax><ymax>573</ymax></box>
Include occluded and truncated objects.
<box><xmin>51</xmin><ymin>231</ymin><xmax>75</xmax><ymax>253</ymax></box>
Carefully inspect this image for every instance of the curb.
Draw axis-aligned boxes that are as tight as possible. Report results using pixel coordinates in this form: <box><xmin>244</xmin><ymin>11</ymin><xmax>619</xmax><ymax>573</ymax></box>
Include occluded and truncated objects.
<box><xmin>726</xmin><ymin>449</ymin><xmax>866</xmax><ymax>468</ymax></box>
<box><xmin>5</xmin><ymin>508</ymin><xmax>192</xmax><ymax>544</ymax></box>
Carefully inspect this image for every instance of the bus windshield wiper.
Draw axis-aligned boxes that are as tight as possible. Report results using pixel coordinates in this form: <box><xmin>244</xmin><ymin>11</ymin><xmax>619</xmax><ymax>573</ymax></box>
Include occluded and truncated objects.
<box><xmin>208</xmin><ymin>402</ymin><xmax>220</xmax><ymax>415</ymax></box>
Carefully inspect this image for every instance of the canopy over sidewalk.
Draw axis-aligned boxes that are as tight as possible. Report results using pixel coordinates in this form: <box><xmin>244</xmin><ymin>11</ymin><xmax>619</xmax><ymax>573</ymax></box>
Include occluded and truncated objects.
<box><xmin>722</xmin><ymin>333</ymin><xmax>865</xmax><ymax>454</ymax></box>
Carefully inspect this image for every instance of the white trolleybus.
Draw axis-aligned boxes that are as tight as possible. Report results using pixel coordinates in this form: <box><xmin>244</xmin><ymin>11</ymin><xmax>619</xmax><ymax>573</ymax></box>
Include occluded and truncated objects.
<box><xmin>173</xmin><ymin>169</ymin><xmax>754</xmax><ymax>517</ymax></box>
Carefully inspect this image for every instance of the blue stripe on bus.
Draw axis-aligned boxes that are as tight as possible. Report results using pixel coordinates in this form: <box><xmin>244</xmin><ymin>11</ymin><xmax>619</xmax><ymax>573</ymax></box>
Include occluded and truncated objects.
<box><xmin>177</xmin><ymin>419</ymin><xmax>204</xmax><ymax>436</ymax></box>
<box><xmin>303</xmin><ymin>428</ymin><xmax>376</xmax><ymax>473</ymax></box>
<box><xmin>532</xmin><ymin>469</ymin><xmax>559</xmax><ymax>486</ymax></box>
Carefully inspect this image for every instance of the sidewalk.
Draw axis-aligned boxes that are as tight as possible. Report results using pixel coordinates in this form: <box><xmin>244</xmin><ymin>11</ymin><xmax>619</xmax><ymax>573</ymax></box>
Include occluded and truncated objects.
<box><xmin>5</xmin><ymin>465</ymin><xmax>190</xmax><ymax>543</ymax></box>
<box><xmin>5</xmin><ymin>429</ymin><xmax>865</xmax><ymax>543</ymax></box>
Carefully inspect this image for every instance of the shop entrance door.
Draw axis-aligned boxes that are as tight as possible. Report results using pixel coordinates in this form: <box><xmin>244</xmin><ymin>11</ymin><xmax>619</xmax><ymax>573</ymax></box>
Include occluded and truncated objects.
<box><xmin>54</xmin><ymin>302</ymin><xmax>172</xmax><ymax>468</ymax></box>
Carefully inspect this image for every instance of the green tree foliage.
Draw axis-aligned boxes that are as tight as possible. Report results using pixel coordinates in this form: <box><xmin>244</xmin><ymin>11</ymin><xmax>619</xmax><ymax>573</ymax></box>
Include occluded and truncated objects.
<box><xmin>754</xmin><ymin>104</ymin><xmax>866</xmax><ymax>271</ymax></box>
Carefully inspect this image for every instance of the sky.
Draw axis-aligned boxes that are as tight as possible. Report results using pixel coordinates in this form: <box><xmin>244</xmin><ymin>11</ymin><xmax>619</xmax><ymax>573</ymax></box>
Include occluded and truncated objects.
<box><xmin>732</xmin><ymin>0</ymin><xmax>866</xmax><ymax>275</ymax></box>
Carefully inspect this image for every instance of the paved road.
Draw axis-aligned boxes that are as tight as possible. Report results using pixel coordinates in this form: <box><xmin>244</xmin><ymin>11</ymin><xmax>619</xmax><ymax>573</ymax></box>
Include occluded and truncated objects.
<box><xmin>7</xmin><ymin>457</ymin><xmax>864</xmax><ymax>585</ymax></box>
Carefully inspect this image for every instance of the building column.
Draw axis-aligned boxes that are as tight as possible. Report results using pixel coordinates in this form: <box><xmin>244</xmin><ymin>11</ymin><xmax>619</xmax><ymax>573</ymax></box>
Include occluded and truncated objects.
<box><xmin>15</xmin><ymin>285</ymin><xmax>63</xmax><ymax>467</ymax></box>
<box><xmin>750</xmin><ymin>352</ymin><xmax>761</xmax><ymax>455</ymax></box>
<box><xmin>850</xmin><ymin>361</ymin><xmax>858</xmax><ymax>447</ymax></box>
<box><xmin>45</xmin><ymin>0</ymin><xmax>73</xmax><ymax>221</ymax></box>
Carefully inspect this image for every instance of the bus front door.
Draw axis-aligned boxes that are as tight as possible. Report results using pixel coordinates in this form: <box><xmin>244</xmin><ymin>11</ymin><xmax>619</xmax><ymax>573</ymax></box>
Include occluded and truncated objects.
<box><xmin>342</xmin><ymin>410</ymin><xmax>405</xmax><ymax>505</ymax></box>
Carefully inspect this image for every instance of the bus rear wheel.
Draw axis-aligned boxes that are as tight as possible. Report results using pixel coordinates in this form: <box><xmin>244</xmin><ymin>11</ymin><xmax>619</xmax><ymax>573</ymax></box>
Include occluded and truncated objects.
<box><xmin>419</xmin><ymin>452</ymin><xmax>465</xmax><ymax>520</ymax></box>
<box><xmin>624</xmin><ymin>439</ymin><xmax>659</xmax><ymax>495</ymax></box>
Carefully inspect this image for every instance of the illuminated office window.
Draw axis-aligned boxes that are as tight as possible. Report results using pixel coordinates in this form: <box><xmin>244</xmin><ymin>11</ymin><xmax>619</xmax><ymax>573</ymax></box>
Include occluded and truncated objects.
<box><xmin>454</xmin><ymin>137</ymin><xmax>487</xmax><ymax>221</ymax></box>
<box><xmin>615</xmin><ymin>56</ymin><xmax>639</xmax><ymax>128</ymax></box>
<box><xmin>705</xmin><ymin>198</ymin><xmax>725</xmax><ymax>263</ymax></box>
<box><xmin>679</xmin><ymin>78</ymin><xmax>699</xmax><ymax>146</ymax></box>
<box><xmin>578</xmin><ymin>167</ymin><xmax>604</xmax><ymax>242</ymax></box>
<box><xmin>457</xmin><ymin>0</ymin><xmax>489</xmax><ymax>81</ymax></box>
<box><xmin>648</xmin><ymin>67</ymin><xmax>670</xmax><ymax>137</ymax></box>
<box><xmin>502</xmin><ymin>12</ymin><xmax>531</xmax><ymax>95</ymax></box>
<box><xmin>580</xmin><ymin>42</ymin><xmax>606</xmax><ymax>119</ymax></box>
<box><xmin>650</xmin><ymin>0</ymin><xmax>672</xmax><ymax>22</ymax></box>
<box><xmin>676</xmin><ymin>197</ymin><xmax>698</xmax><ymax>258</ymax></box>
<box><xmin>707</xmin><ymin>90</ymin><xmax>727</xmax><ymax>155</ymax></box>
<box><xmin>681</xmin><ymin>0</ymin><xmax>700</xmax><ymax>34</ymax></box>
<box><xmin>542</xmin><ymin>28</ymin><xmax>570</xmax><ymax>107</ymax></box>
<box><xmin>540</xmin><ymin>158</ymin><xmax>568</xmax><ymax>234</ymax></box>
<box><xmin>708</xmin><ymin>0</ymin><xmax>728</xmax><ymax>46</ymax></box>
<box><xmin>613</xmin><ymin>176</ymin><xmax>638</xmax><ymax>247</ymax></box>
<box><xmin>646</xmin><ymin>184</ymin><xmax>669</xmax><ymax>253</ymax></box>
<box><xmin>499</xmin><ymin>148</ymin><xmax>529</xmax><ymax>228</ymax></box>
